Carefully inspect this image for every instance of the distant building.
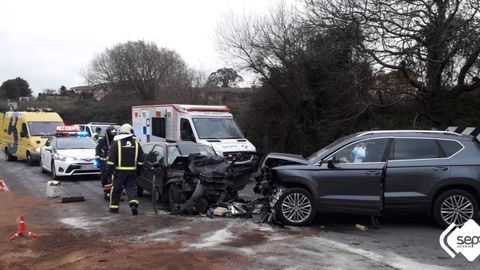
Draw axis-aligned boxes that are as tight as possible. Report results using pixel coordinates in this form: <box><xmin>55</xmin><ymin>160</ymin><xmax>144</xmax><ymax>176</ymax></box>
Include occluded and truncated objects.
<box><xmin>19</xmin><ymin>96</ymin><xmax>33</xmax><ymax>102</ymax></box>
<box><xmin>7</xmin><ymin>100</ymin><xmax>18</xmax><ymax>110</ymax></box>
<box><xmin>70</xmin><ymin>84</ymin><xmax>109</xmax><ymax>100</ymax></box>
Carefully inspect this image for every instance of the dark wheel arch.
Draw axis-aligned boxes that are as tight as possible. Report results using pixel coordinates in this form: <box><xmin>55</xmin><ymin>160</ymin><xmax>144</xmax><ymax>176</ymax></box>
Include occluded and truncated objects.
<box><xmin>5</xmin><ymin>147</ymin><xmax>17</xmax><ymax>161</ymax></box>
<box><xmin>273</xmin><ymin>171</ymin><xmax>319</xmax><ymax>200</ymax></box>
<box><xmin>430</xmin><ymin>184</ymin><xmax>480</xmax><ymax>215</ymax></box>
<box><xmin>26</xmin><ymin>151</ymin><xmax>35</xmax><ymax>166</ymax></box>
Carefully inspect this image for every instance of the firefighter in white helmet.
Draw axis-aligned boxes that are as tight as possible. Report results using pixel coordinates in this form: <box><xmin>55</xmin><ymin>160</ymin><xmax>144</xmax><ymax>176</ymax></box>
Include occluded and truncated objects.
<box><xmin>106</xmin><ymin>123</ymin><xmax>144</xmax><ymax>215</ymax></box>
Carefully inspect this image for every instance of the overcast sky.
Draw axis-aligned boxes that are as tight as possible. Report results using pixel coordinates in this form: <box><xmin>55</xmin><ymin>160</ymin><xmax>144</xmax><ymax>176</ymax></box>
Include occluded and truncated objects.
<box><xmin>0</xmin><ymin>0</ymin><xmax>285</xmax><ymax>94</ymax></box>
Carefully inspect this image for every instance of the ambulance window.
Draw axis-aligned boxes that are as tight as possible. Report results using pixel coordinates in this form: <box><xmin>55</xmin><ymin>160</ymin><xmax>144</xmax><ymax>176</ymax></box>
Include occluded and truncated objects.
<box><xmin>21</xmin><ymin>123</ymin><xmax>28</xmax><ymax>137</ymax></box>
<box><xmin>180</xmin><ymin>118</ymin><xmax>195</xmax><ymax>142</ymax></box>
<box><xmin>152</xmin><ymin>117</ymin><xmax>166</xmax><ymax>138</ymax></box>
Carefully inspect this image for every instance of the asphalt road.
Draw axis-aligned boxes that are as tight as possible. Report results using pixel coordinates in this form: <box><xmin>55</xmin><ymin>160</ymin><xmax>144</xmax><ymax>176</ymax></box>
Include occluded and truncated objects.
<box><xmin>0</xmin><ymin>155</ymin><xmax>478</xmax><ymax>270</ymax></box>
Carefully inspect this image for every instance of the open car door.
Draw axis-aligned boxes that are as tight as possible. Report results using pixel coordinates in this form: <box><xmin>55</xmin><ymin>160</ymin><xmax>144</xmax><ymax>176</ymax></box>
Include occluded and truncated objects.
<box><xmin>317</xmin><ymin>138</ymin><xmax>392</xmax><ymax>216</ymax></box>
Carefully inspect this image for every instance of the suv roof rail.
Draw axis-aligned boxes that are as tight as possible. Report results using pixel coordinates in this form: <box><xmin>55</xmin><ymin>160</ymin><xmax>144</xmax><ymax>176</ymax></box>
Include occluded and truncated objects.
<box><xmin>356</xmin><ymin>130</ymin><xmax>462</xmax><ymax>137</ymax></box>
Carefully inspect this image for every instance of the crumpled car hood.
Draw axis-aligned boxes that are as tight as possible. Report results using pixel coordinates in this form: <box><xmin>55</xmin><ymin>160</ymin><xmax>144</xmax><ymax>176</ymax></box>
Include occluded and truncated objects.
<box><xmin>260</xmin><ymin>152</ymin><xmax>310</xmax><ymax>169</ymax></box>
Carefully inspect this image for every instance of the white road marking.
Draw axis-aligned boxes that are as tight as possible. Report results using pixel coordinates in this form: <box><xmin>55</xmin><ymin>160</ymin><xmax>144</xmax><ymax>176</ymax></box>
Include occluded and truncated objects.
<box><xmin>59</xmin><ymin>217</ymin><xmax>107</xmax><ymax>230</ymax></box>
<box><xmin>307</xmin><ymin>237</ymin><xmax>449</xmax><ymax>270</ymax></box>
<box><xmin>190</xmin><ymin>225</ymin><xmax>235</xmax><ymax>248</ymax></box>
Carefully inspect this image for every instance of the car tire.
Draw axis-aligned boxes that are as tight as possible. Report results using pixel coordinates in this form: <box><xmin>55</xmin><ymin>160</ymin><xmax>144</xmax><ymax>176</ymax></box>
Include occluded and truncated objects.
<box><xmin>137</xmin><ymin>185</ymin><xmax>144</xmax><ymax>197</ymax></box>
<box><xmin>433</xmin><ymin>189</ymin><xmax>479</xmax><ymax>228</ymax></box>
<box><xmin>5</xmin><ymin>148</ymin><xmax>16</xmax><ymax>161</ymax></box>
<box><xmin>26</xmin><ymin>152</ymin><xmax>35</xmax><ymax>166</ymax></box>
<box><xmin>51</xmin><ymin>162</ymin><xmax>60</xmax><ymax>180</ymax></box>
<box><xmin>40</xmin><ymin>158</ymin><xmax>46</xmax><ymax>173</ymax></box>
<box><xmin>275</xmin><ymin>187</ymin><xmax>316</xmax><ymax>226</ymax></box>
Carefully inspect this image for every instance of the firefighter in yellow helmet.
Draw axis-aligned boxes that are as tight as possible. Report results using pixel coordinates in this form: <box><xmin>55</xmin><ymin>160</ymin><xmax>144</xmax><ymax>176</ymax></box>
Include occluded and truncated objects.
<box><xmin>106</xmin><ymin>124</ymin><xmax>144</xmax><ymax>215</ymax></box>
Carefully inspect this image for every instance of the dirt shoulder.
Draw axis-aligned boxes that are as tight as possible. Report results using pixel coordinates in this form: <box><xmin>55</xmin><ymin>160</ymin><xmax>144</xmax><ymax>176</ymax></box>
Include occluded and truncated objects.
<box><xmin>0</xmin><ymin>190</ymin><xmax>248</xmax><ymax>270</ymax></box>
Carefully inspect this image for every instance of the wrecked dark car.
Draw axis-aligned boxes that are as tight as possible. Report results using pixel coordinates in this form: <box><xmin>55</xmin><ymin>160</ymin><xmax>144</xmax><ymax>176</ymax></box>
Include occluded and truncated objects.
<box><xmin>255</xmin><ymin>130</ymin><xmax>480</xmax><ymax>228</ymax></box>
<box><xmin>136</xmin><ymin>141</ymin><xmax>259</xmax><ymax>214</ymax></box>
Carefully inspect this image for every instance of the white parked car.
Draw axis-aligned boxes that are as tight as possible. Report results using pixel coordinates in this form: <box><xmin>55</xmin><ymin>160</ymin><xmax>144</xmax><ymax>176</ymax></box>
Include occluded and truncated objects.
<box><xmin>40</xmin><ymin>130</ymin><xmax>100</xmax><ymax>180</ymax></box>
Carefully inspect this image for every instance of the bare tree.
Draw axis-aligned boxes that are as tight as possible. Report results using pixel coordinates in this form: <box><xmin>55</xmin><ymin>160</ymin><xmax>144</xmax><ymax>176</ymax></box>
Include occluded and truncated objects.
<box><xmin>85</xmin><ymin>40</ymin><xmax>191</xmax><ymax>101</ymax></box>
<box><xmin>306</xmin><ymin>0</ymin><xmax>480</xmax><ymax>125</ymax></box>
<box><xmin>216</xmin><ymin>3</ymin><xmax>374</xmax><ymax>154</ymax></box>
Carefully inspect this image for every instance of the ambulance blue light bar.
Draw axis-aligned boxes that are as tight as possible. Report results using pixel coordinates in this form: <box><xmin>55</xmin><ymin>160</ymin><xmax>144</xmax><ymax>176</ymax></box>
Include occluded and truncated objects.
<box><xmin>77</xmin><ymin>131</ymin><xmax>89</xmax><ymax>137</ymax></box>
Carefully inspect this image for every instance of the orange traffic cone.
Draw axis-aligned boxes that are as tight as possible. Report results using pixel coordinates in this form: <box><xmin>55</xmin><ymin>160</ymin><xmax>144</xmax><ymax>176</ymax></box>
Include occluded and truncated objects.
<box><xmin>9</xmin><ymin>215</ymin><xmax>37</xmax><ymax>240</ymax></box>
<box><xmin>0</xmin><ymin>179</ymin><xmax>9</xmax><ymax>191</ymax></box>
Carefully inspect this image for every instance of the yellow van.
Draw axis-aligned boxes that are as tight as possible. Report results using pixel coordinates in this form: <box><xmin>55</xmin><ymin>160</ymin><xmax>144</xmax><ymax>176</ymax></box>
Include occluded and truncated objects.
<box><xmin>1</xmin><ymin>111</ymin><xmax>64</xmax><ymax>165</ymax></box>
<box><xmin>0</xmin><ymin>112</ymin><xmax>3</xmax><ymax>146</ymax></box>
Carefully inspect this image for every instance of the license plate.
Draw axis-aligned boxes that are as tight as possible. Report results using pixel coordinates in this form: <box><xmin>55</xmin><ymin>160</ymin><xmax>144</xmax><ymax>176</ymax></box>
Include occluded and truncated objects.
<box><xmin>82</xmin><ymin>164</ymin><xmax>96</xmax><ymax>170</ymax></box>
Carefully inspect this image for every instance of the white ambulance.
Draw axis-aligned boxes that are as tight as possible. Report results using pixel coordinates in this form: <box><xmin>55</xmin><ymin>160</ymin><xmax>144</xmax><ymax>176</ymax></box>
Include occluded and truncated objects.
<box><xmin>132</xmin><ymin>104</ymin><xmax>256</xmax><ymax>162</ymax></box>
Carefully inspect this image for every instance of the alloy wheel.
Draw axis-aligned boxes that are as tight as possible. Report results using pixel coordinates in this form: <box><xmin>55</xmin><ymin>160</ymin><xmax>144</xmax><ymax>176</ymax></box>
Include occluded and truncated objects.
<box><xmin>281</xmin><ymin>192</ymin><xmax>312</xmax><ymax>224</ymax></box>
<box><xmin>441</xmin><ymin>195</ymin><xmax>474</xmax><ymax>225</ymax></box>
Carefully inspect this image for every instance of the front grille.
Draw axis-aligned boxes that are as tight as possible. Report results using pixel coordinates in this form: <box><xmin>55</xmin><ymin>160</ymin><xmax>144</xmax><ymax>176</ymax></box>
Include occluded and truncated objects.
<box><xmin>223</xmin><ymin>151</ymin><xmax>256</xmax><ymax>162</ymax></box>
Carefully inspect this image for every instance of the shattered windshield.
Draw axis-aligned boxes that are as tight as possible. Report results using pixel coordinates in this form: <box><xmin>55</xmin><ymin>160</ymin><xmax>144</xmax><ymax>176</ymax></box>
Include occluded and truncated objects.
<box><xmin>167</xmin><ymin>143</ymin><xmax>217</xmax><ymax>165</ymax></box>
<box><xmin>28</xmin><ymin>122</ymin><xmax>64</xmax><ymax>136</ymax></box>
<box><xmin>192</xmin><ymin>118</ymin><xmax>244</xmax><ymax>140</ymax></box>
<box><xmin>178</xmin><ymin>143</ymin><xmax>217</xmax><ymax>157</ymax></box>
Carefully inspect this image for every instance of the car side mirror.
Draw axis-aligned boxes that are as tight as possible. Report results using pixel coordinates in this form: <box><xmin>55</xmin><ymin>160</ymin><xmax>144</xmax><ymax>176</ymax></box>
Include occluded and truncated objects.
<box><xmin>20</xmin><ymin>130</ymin><xmax>28</xmax><ymax>138</ymax></box>
<box><xmin>327</xmin><ymin>156</ymin><xmax>337</xmax><ymax>169</ymax></box>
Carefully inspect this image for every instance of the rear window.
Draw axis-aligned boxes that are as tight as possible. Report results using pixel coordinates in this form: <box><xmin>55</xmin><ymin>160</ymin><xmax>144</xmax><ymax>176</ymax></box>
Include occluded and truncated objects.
<box><xmin>437</xmin><ymin>140</ymin><xmax>463</xmax><ymax>157</ymax></box>
<box><xmin>393</xmin><ymin>138</ymin><xmax>441</xmax><ymax>160</ymax></box>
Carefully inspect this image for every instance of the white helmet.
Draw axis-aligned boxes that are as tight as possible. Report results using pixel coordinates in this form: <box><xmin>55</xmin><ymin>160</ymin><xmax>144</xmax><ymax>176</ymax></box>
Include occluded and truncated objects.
<box><xmin>120</xmin><ymin>123</ymin><xmax>134</xmax><ymax>134</ymax></box>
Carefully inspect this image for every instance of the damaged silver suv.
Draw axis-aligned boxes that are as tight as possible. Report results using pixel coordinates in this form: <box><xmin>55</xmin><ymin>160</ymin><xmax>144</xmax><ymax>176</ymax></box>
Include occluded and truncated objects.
<box><xmin>255</xmin><ymin>130</ymin><xmax>480</xmax><ymax>227</ymax></box>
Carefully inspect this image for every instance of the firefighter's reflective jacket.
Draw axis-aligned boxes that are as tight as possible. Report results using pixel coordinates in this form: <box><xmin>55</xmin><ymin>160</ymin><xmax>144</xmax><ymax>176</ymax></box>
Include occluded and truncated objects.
<box><xmin>95</xmin><ymin>136</ymin><xmax>111</xmax><ymax>160</ymax></box>
<box><xmin>107</xmin><ymin>136</ymin><xmax>144</xmax><ymax>171</ymax></box>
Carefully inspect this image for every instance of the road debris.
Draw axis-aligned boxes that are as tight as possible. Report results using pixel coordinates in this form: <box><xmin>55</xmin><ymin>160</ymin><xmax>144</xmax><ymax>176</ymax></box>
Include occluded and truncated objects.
<box><xmin>355</xmin><ymin>224</ymin><xmax>368</xmax><ymax>232</ymax></box>
<box><xmin>212</xmin><ymin>207</ymin><xmax>229</xmax><ymax>216</ymax></box>
<box><xmin>57</xmin><ymin>184</ymin><xmax>86</xmax><ymax>203</ymax></box>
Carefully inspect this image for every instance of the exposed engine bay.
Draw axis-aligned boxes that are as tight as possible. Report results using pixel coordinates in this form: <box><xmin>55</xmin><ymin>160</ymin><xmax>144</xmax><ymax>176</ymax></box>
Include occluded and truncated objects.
<box><xmin>167</xmin><ymin>152</ymin><xmax>260</xmax><ymax>216</ymax></box>
<box><xmin>163</xmin><ymin>151</ymin><xmax>311</xmax><ymax>225</ymax></box>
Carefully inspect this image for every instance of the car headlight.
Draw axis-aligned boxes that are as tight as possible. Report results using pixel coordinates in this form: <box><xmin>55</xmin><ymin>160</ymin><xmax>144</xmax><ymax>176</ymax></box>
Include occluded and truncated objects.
<box><xmin>54</xmin><ymin>154</ymin><xmax>76</xmax><ymax>162</ymax></box>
